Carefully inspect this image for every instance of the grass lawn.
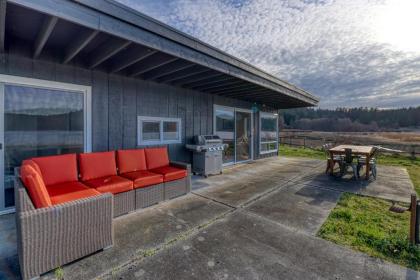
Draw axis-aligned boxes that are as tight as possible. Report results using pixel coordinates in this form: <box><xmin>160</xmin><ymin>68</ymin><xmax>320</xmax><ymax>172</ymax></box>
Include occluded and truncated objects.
<box><xmin>279</xmin><ymin>144</ymin><xmax>420</xmax><ymax>270</ymax></box>
<box><xmin>318</xmin><ymin>193</ymin><xmax>420</xmax><ymax>270</ymax></box>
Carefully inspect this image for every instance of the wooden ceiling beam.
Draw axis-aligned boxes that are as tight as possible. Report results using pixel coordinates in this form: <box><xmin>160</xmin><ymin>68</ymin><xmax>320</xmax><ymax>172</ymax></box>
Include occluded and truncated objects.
<box><xmin>194</xmin><ymin>79</ymin><xmax>243</xmax><ymax>91</ymax></box>
<box><xmin>185</xmin><ymin>76</ymin><xmax>233</xmax><ymax>89</ymax></box>
<box><xmin>143</xmin><ymin>60</ymin><xmax>194</xmax><ymax>80</ymax></box>
<box><xmin>63</xmin><ymin>29</ymin><xmax>99</xmax><ymax>64</ymax></box>
<box><xmin>209</xmin><ymin>83</ymin><xmax>259</xmax><ymax>94</ymax></box>
<box><xmin>158</xmin><ymin>67</ymin><xmax>211</xmax><ymax>84</ymax></box>
<box><xmin>33</xmin><ymin>15</ymin><xmax>58</xmax><ymax>58</ymax></box>
<box><xmin>130</xmin><ymin>55</ymin><xmax>178</xmax><ymax>77</ymax></box>
<box><xmin>110</xmin><ymin>48</ymin><xmax>156</xmax><ymax>73</ymax></box>
<box><xmin>217</xmin><ymin>87</ymin><xmax>267</xmax><ymax>96</ymax></box>
<box><xmin>88</xmin><ymin>40</ymin><xmax>131</xmax><ymax>69</ymax></box>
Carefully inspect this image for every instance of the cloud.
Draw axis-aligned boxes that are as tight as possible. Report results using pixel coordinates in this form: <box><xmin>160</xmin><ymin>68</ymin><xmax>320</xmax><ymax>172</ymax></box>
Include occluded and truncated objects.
<box><xmin>116</xmin><ymin>0</ymin><xmax>420</xmax><ymax>108</ymax></box>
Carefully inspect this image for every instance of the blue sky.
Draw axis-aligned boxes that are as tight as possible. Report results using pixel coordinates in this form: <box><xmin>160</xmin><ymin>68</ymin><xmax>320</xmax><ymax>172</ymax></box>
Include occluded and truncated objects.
<box><xmin>116</xmin><ymin>0</ymin><xmax>420</xmax><ymax>109</ymax></box>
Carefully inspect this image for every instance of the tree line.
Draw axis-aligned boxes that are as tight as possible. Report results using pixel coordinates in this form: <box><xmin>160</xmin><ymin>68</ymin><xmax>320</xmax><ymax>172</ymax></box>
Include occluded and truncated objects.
<box><xmin>280</xmin><ymin>107</ymin><xmax>420</xmax><ymax>132</ymax></box>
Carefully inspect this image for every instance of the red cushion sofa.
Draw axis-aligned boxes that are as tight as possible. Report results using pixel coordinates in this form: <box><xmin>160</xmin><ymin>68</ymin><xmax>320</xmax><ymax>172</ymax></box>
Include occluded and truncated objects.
<box><xmin>15</xmin><ymin>146</ymin><xmax>191</xmax><ymax>280</ymax></box>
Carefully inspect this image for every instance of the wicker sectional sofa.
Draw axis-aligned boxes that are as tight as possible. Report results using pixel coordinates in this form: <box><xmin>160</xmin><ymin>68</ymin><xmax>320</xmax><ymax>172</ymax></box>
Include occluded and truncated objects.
<box><xmin>15</xmin><ymin>146</ymin><xmax>191</xmax><ymax>280</ymax></box>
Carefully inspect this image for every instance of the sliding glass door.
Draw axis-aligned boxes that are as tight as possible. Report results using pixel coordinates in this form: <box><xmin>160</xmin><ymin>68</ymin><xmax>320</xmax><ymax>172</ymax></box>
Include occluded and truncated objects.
<box><xmin>214</xmin><ymin>105</ymin><xmax>253</xmax><ymax>165</ymax></box>
<box><xmin>235</xmin><ymin>110</ymin><xmax>252</xmax><ymax>162</ymax></box>
<box><xmin>214</xmin><ymin>106</ymin><xmax>235</xmax><ymax>164</ymax></box>
<box><xmin>0</xmin><ymin>75</ymin><xmax>91</xmax><ymax>214</ymax></box>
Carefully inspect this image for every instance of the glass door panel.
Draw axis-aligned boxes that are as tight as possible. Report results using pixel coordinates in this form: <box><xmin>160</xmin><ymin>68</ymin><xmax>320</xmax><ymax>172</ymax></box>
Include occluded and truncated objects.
<box><xmin>235</xmin><ymin>111</ymin><xmax>252</xmax><ymax>162</ymax></box>
<box><xmin>1</xmin><ymin>84</ymin><xmax>85</xmax><ymax>210</ymax></box>
<box><xmin>215</xmin><ymin>107</ymin><xmax>235</xmax><ymax>164</ymax></box>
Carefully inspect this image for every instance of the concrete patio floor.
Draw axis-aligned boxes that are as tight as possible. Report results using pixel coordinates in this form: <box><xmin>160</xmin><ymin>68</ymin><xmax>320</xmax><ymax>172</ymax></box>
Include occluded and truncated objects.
<box><xmin>0</xmin><ymin>156</ymin><xmax>417</xmax><ymax>280</ymax></box>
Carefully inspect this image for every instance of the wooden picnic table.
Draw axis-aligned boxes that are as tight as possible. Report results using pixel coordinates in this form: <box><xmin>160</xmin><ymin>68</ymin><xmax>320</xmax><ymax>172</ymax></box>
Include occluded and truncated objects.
<box><xmin>328</xmin><ymin>145</ymin><xmax>375</xmax><ymax>180</ymax></box>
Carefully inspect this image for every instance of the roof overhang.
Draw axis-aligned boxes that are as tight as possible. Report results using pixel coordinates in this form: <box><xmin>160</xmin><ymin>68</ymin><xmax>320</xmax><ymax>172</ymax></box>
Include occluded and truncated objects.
<box><xmin>1</xmin><ymin>0</ymin><xmax>319</xmax><ymax>109</ymax></box>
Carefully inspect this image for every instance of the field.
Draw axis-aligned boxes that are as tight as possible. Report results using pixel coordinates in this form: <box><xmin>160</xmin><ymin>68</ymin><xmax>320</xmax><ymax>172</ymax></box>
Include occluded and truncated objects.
<box><xmin>280</xmin><ymin>130</ymin><xmax>420</xmax><ymax>156</ymax></box>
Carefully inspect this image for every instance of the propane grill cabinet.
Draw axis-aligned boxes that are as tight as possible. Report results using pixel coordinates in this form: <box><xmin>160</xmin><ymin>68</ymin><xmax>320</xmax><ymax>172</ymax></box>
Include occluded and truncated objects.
<box><xmin>186</xmin><ymin>135</ymin><xmax>227</xmax><ymax>177</ymax></box>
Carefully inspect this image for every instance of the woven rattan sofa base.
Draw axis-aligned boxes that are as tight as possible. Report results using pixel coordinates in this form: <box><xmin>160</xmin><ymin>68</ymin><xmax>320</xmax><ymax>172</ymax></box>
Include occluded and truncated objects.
<box><xmin>113</xmin><ymin>190</ymin><xmax>135</xmax><ymax>217</ymax></box>
<box><xmin>164</xmin><ymin>177</ymin><xmax>189</xmax><ymax>200</ymax></box>
<box><xmin>135</xmin><ymin>183</ymin><xmax>164</xmax><ymax>209</ymax></box>
<box><xmin>14</xmin><ymin>178</ymin><xmax>114</xmax><ymax>280</ymax></box>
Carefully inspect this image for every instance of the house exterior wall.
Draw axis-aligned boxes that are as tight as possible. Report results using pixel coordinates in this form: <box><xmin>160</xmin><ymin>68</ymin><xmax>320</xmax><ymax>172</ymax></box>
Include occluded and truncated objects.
<box><xmin>0</xmin><ymin>51</ymin><xmax>278</xmax><ymax>163</ymax></box>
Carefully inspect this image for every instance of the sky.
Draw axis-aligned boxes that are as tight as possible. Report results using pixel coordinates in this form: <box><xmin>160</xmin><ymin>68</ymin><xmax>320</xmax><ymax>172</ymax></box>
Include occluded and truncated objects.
<box><xmin>116</xmin><ymin>0</ymin><xmax>420</xmax><ymax>109</ymax></box>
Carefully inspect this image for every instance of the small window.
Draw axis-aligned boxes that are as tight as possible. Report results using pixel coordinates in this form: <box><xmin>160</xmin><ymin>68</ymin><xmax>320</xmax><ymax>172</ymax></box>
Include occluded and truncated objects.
<box><xmin>163</xmin><ymin>121</ymin><xmax>179</xmax><ymax>141</ymax></box>
<box><xmin>138</xmin><ymin>116</ymin><xmax>181</xmax><ymax>145</ymax></box>
<box><xmin>260</xmin><ymin>113</ymin><xmax>278</xmax><ymax>154</ymax></box>
<box><xmin>142</xmin><ymin>121</ymin><xmax>160</xmax><ymax>141</ymax></box>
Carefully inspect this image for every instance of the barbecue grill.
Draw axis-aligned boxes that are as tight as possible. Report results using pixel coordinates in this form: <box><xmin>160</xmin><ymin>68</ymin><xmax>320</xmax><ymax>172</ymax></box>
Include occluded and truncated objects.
<box><xmin>186</xmin><ymin>135</ymin><xmax>227</xmax><ymax>177</ymax></box>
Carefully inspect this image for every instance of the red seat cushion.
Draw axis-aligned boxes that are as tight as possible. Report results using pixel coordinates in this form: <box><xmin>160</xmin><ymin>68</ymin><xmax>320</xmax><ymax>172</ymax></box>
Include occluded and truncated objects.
<box><xmin>120</xmin><ymin>170</ymin><xmax>163</xmax><ymax>189</ymax></box>
<box><xmin>145</xmin><ymin>147</ymin><xmax>170</xmax><ymax>170</ymax></box>
<box><xmin>150</xmin><ymin>166</ymin><xmax>187</xmax><ymax>182</ymax></box>
<box><xmin>83</xmin><ymin>175</ymin><xmax>133</xmax><ymax>194</ymax></box>
<box><xmin>32</xmin><ymin>154</ymin><xmax>78</xmax><ymax>186</ymax></box>
<box><xmin>20</xmin><ymin>163</ymin><xmax>52</xmax><ymax>208</ymax></box>
<box><xmin>117</xmin><ymin>149</ymin><xmax>147</xmax><ymax>174</ymax></box>
<box><xmin>47</xmin><ymin>181</ymin><xmax>101</xmax><ymax>205</ymax></box>
<box><xmin>79</xmin><ymin>151</ymin><xmax>117</xmax><ymax>181</ymax></box>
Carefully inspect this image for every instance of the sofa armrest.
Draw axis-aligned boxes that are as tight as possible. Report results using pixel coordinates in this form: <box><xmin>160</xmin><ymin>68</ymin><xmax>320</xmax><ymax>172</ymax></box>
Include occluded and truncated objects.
<box><xmin>14</xmin><ymin>176</ymin><xmax>36</xmax><ymax>212</ymax></box>
<box><xmin>169</xmin><ymin>161</ymin><xmax>191</xmax><ymax>193</ymax></box>
<box><xmin>170</xmin><ymin>161</ymin><xmax>191</xmax><ymax>171</ymax></box>
<box><xmin>15</xmin><ymin>182</ymin><xmax>114</xmax><ymax>280</ymax></box>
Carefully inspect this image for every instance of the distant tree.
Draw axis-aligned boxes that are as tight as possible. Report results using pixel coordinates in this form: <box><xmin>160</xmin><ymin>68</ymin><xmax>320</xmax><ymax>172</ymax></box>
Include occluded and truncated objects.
<box><xmin>280</xmin><ymin>106</ymin><xmax>420</xmax><ymax>132</ymax></box>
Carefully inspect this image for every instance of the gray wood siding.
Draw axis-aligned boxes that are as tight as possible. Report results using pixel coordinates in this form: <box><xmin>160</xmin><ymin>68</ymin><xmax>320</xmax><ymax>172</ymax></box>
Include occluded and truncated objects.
<box><xmin>0</xmin><ymin>52</ymin><xmax>276</xmax><ymax>162</ymax></box>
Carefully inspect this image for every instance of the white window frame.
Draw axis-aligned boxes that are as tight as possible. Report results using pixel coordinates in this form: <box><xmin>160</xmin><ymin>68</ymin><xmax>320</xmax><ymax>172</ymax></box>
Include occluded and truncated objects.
<box><xmin>259</xmin><ymin>112</ymin><xmax>278</xmax><ymax>155</ymax></box>
<box><xmin>0</xmin><ymin>74</ymin><xmax>92</xmax><ymax>214</ymax></box>
<box><xmin>137</xmin><ymin>116</ymin><xmax>182</xmax><ymax>145</ymax></box>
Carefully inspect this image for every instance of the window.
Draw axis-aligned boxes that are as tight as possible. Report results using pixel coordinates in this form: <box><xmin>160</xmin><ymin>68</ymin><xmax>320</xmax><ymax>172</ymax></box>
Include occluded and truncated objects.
<box><xmin>138</xmin><ymin>116</ymin><xmax>181</xmax><ymax>145</ymax></box>
<box><xmin>259</xmin><ymin>112</ymin><xmax>278</xmax><ymax>154</ymax></box>
<box><xmin>142</xmin><ymin>121</ymin><xmax>160</xmax><ymax>141</ymax></box>
<box><xmin>0</xmin><ymin>74</ymin><xmax>92</xmax><ymax>213</ymax></box>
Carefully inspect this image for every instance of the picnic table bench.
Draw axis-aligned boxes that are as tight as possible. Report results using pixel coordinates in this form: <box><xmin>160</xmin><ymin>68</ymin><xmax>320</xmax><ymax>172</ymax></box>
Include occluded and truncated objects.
<box><xmin>328</xmin><ymin>145</ymin><xmax>375</xmax><ymax>180</ymax></box>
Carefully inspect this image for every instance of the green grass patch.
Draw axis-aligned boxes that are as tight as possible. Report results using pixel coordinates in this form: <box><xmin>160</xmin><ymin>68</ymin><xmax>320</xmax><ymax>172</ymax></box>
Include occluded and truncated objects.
<box><xmin>278</xmin><ymin>144</ymin><xmax>325</xmax><ymax>160</ymax></box>
<box><xmin>278</xmin><ymin>144</ymin><xmax>420</xmax><ymax>195</ymax></box>
<box><xmin>318</xmin><ymin>193</ymin><xmax>420</xmax><ymax>270</ymax></box>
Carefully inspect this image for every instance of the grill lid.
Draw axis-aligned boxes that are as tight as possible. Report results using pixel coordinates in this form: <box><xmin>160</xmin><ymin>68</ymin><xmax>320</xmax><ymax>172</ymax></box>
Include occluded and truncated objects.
<box><xmin>186</xmin><ymin>135</ymin><xmax>227</xmax><ymax>152</ymax></box>
<box><xmin>192</xmin><ymin>135</ymin><xmax>223</xmax><ymax>146</ymax></box>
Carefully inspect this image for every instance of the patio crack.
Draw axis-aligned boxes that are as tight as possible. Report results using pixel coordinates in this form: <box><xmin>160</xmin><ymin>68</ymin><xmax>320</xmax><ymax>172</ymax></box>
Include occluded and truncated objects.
<box><xmin>190</xmin><ymin>192</ymin><xmax>237</xmax><ymax>209</ymax></box>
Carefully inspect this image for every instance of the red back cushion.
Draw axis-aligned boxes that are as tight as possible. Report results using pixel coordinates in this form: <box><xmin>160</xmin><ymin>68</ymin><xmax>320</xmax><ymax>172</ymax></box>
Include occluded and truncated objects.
<box><xmin>145</xmin><ymin>147</ymin><xmax>170</xmax><ymax>169</ymax></box>
<box><xmin>79</xmin><ymin>151</ymin><xmax>117</xmax><ymax>181</ymax></box>
<box><xmin>32</xmin><ymin>154</ymin><xmax>78</xmax><ymax>186</ymax></box>
<box><xmin>117</xmin><ymin>149</ymin><xmax>147</xmax><ymax>174</ymax></box>
<box><xmin>20</xmin><ymin>164</ymin><xmax>52</xmax><ymax>208</ymax></box>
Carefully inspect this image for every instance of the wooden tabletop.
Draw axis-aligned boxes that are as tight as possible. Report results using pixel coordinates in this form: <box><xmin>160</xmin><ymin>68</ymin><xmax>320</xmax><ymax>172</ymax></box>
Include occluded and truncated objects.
<box><xmin>329</xmin><ymin>145</ymin><xmax>375</xmax><ymax>155</ymax></box>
